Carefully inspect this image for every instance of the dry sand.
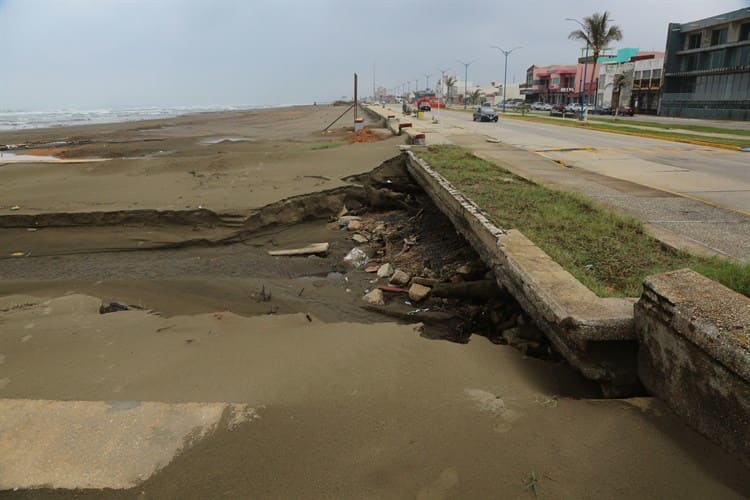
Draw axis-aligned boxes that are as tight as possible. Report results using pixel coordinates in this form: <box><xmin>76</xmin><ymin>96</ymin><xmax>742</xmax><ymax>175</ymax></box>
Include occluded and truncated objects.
<box><xmin>0</xmin><ymin>106</ymin><xmax>747</xmax><ymax>498</ymax></box>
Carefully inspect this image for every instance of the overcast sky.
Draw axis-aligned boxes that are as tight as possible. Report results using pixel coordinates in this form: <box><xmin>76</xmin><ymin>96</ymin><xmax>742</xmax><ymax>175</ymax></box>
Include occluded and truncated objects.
<box><xmin>0</xmin><ymin>0</ymin><xmax>747</xmax><ymax>110</ymax></box>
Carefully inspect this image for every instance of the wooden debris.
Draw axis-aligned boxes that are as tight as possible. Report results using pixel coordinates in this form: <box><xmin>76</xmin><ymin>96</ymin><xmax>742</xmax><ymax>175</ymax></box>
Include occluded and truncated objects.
<box><xmin>268</xmin><ymin>243</ymin><xmax>329</xmax><ymax>256</ymax></box>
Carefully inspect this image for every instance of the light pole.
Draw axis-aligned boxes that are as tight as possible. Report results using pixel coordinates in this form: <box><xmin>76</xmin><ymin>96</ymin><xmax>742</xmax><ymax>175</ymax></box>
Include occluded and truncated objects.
<box><xmin>566</xmin><ymin>17</ymin><xmax>590</xmax><ymax>121</ymax></box>
<box><xmin>458</xmin><ymin>59</ymin><xmax>475</xmax><ymax>109</ymax></box>
<box><xmin>424</xmin><ymin>73</ymin><xmax>432</xmax><ymax>92</ymax></box>
<box><xmin>491</xmin><ymin>46</ymin><xmax>522</xmax><ymax>113</ymax></box>
<box><xmin>436</xmin><ymin>67</ymin><xmax>450</xmax><ymax>122</ymax></box>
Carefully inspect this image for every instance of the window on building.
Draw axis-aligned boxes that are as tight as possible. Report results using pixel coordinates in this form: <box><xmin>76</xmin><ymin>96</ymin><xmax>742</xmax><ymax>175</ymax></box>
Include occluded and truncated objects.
<box><xmin>652</xmin><ymin>69</ymin><xmax>662</xmax><ymax>79</ymax></box>
<box><xmin>552</xmin><ymin>77</ymin><xmax>560</xmax><ymax>85</ymax></box>
<box><xmin>687</xmin><ymin>33</ymin><xmax>702</xmax><ymax>49</ymax></box>
<box><xmin>681</xmin><ymin>54</ymin><xmax>698</xmax><ymax>71</ymax></box>
<box><xmin>710</xmin><ymin>50</ymin><xmax>726</xmax><ymax>69</ymax></box>
<box><xmin>740</xmin><ymin>23</ymin><xmax>750</xmax><ymax>42</ymax></box>
<box><xmin>740</xmin><ymin>46</ymin><xmax>750</xmax><ymax>66</ymax></box>
<box><xmin>711</xmin><ymin>28</ymin><xmax>728</xmax><ymax>46</ymax></box>
<box><xmin>679</xmin><ymin>76</ymin><xmax>697</xmax><ymax>93</ymax></box>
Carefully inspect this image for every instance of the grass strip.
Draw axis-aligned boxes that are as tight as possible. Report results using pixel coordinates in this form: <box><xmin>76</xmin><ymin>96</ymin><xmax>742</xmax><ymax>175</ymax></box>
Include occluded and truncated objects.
<box><xmin>499</xmin><ymin>114</ymin><xmax>749</xmax><ymax>149</ymax></box>
<box><xmin>416</xmin><ymin>144</ymin><xmax>750</xmax><ymax>298</ymax></box>
<box><xmin>586</xmin><ymin>117</ymin><xmax>750</xmax><ymax>137</ymax></box>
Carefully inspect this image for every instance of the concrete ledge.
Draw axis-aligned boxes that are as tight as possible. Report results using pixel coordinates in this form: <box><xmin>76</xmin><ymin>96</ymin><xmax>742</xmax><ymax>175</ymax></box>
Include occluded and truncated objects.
<box><xmin>405</xmin><ymin>151</ymin><xmax>637</xmax><ymax>387</ymax></box>
<box><xmin>635</xmin><ymin>269</ymin><xmax>750</xmax><ymax>465</ymax></box>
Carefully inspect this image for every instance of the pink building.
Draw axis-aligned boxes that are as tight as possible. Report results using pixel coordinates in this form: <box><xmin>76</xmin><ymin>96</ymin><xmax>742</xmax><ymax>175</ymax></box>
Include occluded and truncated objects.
<box><xmin>521</xmin><ymin>62</ymin><xmax>600</xmax><ymax>106</ymax></box>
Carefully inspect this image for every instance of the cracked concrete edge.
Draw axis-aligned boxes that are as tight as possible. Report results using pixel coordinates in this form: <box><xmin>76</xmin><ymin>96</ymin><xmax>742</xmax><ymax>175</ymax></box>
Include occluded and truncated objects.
<box><xmin>405</xmin><ymin>151</ymin><xmax>635</xmax><ymax>339</ymax></box>
<box><xmin>0</xmin><ymin>399</ymin><xmax>260</xmax><ymax>491</ymax></box>
<box><xmin>404</xmin><ymin>152</ymin><xmax>638</xmax><ymax>384</ymax></box>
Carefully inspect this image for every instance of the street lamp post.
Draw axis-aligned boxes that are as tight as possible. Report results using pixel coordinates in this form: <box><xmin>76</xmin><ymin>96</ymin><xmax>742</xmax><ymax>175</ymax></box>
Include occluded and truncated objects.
<box><xmin>566</xmin><ymin>17</ymin><xmax>590</xmax><ymax>121</ymax></box>
<box><xmin>436</xmin><ymin>67</ymin><xmax>450</xmax><ymax>123</ymax></box>
<box><xmin>491</xmin><ymin>46</ymin><xmax>522</xmax><ymax>113</ymax></box>
<box><xmin>458</xmin><ymin>59</ymin><xmax>475</xmax><ymax>110</ymax></box>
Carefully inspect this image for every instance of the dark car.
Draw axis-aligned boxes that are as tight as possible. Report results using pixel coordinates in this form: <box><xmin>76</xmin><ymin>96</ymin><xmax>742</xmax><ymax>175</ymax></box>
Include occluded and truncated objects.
<box><xmin>419</xmin><ymin>103</ymin><xmax>431</xmax><ymax>112</ymax></box>
<box><xmin>472</xmin><ymin>104</ymin><xmax>498</xmax><ymax>122</ymax></box>
<box><xmin>549</xmin><ymin>104</ymin><xmax>574</xmax><ymax>117</ymax></box>
<box><xmin>615</xmin><ymin>106</ymin><xmax>634</xmax><ymax>116</ymax></box>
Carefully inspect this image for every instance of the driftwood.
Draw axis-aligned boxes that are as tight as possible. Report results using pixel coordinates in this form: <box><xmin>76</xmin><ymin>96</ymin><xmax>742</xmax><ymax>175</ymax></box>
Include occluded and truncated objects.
<box><xmin>268</xmin><ymin>243</ymin><xmax>329</xmax><ymax>256</ymax></box>
<box><xmin>361</xmin><ymin>304</ymin><xmax>455</xmax><ymax>324</ymax></box>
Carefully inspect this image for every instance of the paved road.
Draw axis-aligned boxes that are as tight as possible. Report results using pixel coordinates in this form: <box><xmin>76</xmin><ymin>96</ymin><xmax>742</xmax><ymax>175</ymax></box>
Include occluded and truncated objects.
<box><xmin>375</xmin><ymin>104</ymin><xmax>750</xmax><ymax>261</ymax></box>
<box><xmin>437</xmin><ymin>108</ymin><xmax>750</xmax><ymax>215</ymax></box>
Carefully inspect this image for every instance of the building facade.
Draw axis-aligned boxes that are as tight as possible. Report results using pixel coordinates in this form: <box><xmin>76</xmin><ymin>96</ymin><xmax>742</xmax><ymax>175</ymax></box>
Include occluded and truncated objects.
<box><xmin>661</xmin><ymin>8</ymin><xmax>750</xmax><ymax>120</ymax></box>
<box><xmin>521</xmin><ymin>65</ymin><xmax>578</xmax><ymax>105</ymax></box>
<box><xmin>596</xmin><ymin>51</ymin><xmax>664</xmax><ymax>114</ymax></box>
<box><xmin>521</xmin><ymin>63</ymin><xmax>600</xmax><ymax>106</ymax></box>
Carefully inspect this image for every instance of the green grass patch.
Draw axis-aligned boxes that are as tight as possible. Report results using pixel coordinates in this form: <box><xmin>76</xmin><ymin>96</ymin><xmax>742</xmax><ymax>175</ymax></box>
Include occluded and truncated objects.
<box><xmin>310</xmin><ymin>142</ymin><xmax>341</xmax><ymax>150</ymax></box>
<box><xmin>587</xmin><ymin>116</ymin><xmax>750</xmax><ymax>137</ymax></box>
<box><xmin>416</xmin><ymin>144</ymin><xmax>750</xmax><ymax>297</ymax></box>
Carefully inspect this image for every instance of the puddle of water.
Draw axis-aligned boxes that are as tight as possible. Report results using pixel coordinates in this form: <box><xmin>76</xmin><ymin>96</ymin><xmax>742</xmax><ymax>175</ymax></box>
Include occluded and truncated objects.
<box><xmin>199</xmin><ymin>137</ymin><xmax>251</xmax><ymax>145</ymax></box>
<box><xmin>0</xmin><ymin>152</ymin><xmax>60</xmax><ymax>162</ymax></box>
<box><xmin>0</xmin><ymin>152</ymin><xmax>109</xmax><ymax>164</ymax></box>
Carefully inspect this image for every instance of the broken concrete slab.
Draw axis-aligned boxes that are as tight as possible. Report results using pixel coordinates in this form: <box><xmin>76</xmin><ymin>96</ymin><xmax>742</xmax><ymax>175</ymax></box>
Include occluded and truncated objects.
<box><xmin>389</xmin><ymin>269</ymin><xmax>411</xmax><ymax>287</ymax></box>
<box><xmin>408</xmin><ymin>283</ymin><xmax>431</xmax><ymax>302</ymax></box>
<box><xmin>0</xmin><ymin>399</ymin><xmax>258</xmax><ymax>490</ymax></box>
<box><xmin>362</xmin><ymin>288</ymin><xmax>385</xmax><ymax>306</ymax></box>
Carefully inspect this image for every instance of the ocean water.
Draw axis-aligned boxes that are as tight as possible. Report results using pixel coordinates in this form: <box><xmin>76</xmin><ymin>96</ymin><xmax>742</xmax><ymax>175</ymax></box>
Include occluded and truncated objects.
<box><xmin>0</xmin><ymin>105</ymin><xmax>285</xmax><ymax>131</ymax></box>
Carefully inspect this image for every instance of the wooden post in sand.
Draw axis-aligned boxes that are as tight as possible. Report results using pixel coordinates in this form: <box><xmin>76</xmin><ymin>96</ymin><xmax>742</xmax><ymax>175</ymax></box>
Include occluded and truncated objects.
<box><xmin>354</xmin><ymin>73</ymin><xmax>358</xmax><ymax>122</ymax></box>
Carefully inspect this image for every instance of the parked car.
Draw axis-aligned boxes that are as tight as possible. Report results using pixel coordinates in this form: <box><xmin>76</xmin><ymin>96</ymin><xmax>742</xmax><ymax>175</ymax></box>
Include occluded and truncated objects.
<box><xmin>418</xmin><ymin>103</ymin><xmax>431</xmax><ymax>112</ymax></box>
<box><xmin>550</xmin><ymin>104</ymin><xmax>574</xmax><ymax>117</ymax></box>
<box><xmin>615</xmin><ymin>105</ymin><xmax>634</xmax><ymax>116</ymax></box>
<box><xmin>473</xmin><ymin>103</ymin><xmax>498</xmax><ymax>122</ymax></box>
<box><xmin>590</xmin><ymin>107</ymin><xmax>612</xmax><ymax>115</ymax></box>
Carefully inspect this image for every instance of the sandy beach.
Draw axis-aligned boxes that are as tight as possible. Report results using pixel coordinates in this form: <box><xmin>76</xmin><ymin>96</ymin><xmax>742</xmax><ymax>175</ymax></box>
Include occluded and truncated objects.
<box><xmin>0</xmin><ymin>105</ymin><xmax>747</xmax><ymax>498</ymax></box>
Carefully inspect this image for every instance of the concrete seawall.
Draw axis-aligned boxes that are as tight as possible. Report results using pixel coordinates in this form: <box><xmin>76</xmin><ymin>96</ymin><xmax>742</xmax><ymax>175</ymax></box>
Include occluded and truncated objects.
<box><xmin>366</xmin><ymin>104</ymin><xmax>749</xmax><ymax>464</ymax></box>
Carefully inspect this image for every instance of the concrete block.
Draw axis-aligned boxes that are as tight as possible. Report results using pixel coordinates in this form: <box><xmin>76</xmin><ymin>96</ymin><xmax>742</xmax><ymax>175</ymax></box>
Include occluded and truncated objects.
<box><xmin>635</xmin><ymin>268</ymin><xmax>750</xmax><ymax>466</ymax></box>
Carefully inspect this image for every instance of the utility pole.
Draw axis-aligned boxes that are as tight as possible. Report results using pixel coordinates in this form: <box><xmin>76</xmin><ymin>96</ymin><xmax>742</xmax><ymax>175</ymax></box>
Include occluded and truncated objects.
<box><xmin>566</xmin><ymin>17</ymin><xmax>590</xmax><ymax>121</ymax></box>
<box><xmin>458</xmin><ymin>59</ymin><xmax>475</xmax><ymax>110</ymax></box>
<box><xmin>424</xmin><ymin>73</ymin><xmax>432</xmax><ymax>92</ymax></box>
<box><xmin>436</xmin><ymin>67</ymin><xmax>450</xmax><ymax>122</ymax></box>
<box><xmin>491</xmin><ymin>46</ymin><xmax>522</xmax><ymax>113</ymax></box>
<box><xmin>353</xmin><ymin>73</ymin><xmax>358</xmax><ymax>121</ymax></box>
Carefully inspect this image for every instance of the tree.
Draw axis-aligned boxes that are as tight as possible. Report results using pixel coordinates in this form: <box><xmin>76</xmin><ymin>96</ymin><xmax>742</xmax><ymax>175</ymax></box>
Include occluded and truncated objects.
<box><xmin>612</xmin><ymin>73</ymin><xmax>627</xmax><ymax>118</ymax></box>
<box><xmin>470</xmin><ymin>89</ymin><xmax>482</xmax><ymax>105</ymax></box>
<box><xmin>568</xmin><ymin>11</ymin><xmax>623</xmax><ymax>105</ymax></box>
<box><xmin>445</xmin><ymin>76</ymin><xmax>457</xmax><ymax>104</ymax></box>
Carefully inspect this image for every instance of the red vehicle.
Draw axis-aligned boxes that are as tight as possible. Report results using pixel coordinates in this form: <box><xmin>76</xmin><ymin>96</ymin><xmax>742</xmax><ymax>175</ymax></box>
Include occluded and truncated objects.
<box><xmin>415</xmin><ymin>96</ymin><xmax>445</xmax><ymax>110</ymax></box>
<box><xmin>615</xmin><ymin>105</ymin><xmax>634</xmax><ymax>116</ymax></box>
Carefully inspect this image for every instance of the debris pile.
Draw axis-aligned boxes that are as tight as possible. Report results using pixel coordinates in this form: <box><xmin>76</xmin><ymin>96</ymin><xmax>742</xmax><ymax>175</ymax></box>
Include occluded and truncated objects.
<box><xmin>331</xmin><ymin>200</ymin><xmax>557</xmax><ymax>359</ymax></box>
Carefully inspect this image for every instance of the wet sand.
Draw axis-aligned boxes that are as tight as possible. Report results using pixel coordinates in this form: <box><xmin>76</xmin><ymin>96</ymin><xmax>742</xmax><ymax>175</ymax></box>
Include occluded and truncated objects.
<box><xmin>0</xmin><ymin>106</ymin><xmax>747</xmax><ymax>498</ymax></box>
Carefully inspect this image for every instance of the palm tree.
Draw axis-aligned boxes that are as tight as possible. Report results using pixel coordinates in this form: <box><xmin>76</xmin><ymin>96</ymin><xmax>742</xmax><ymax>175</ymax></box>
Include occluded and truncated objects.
<box><xmin>445</xmin><ymin>76</ymin><xmax>457</xmax><ymax>104</ymax></box>
<box><xmin>568</xmin><ymin>11</ymin><xmax>623</xmax><ymax>105</ymax></box>
<box><xmin>612</xmin><ymin>73</ymin><xmax>627</xmax><ymax>118</ymax></box>
<box><xmin>470</xmin><ymin>89</ymin><xmax>482</xmax><ymax>105</ymax></box>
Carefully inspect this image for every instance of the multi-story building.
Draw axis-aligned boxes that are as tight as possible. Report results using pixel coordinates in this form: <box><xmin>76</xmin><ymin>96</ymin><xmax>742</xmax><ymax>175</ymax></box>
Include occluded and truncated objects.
<box><xmin>661</xmin><ymin>8</ymin><xmax>750</xmax><ymax>119</ymax></box>
<box><xmin>596</xmin><ymin>50</ymin><xmax>664</xmax><ymax>114</ymax></box>
<box><xmin>521</xmin><ymin>65</ymin><xmax>578</xmax><ymax>105</ymax></box>
<box><xmin>521</xmin><ymin>62</ymin><xmax>600</xmax><ymax>106</ymax></box>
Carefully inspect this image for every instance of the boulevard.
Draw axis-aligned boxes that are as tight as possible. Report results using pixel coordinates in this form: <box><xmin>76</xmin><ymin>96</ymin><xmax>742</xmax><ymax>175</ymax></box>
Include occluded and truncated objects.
<box><xmin>380</xmin><ymin>103</ymin><xmax>750</xmax><ymax>261</ymax></box>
